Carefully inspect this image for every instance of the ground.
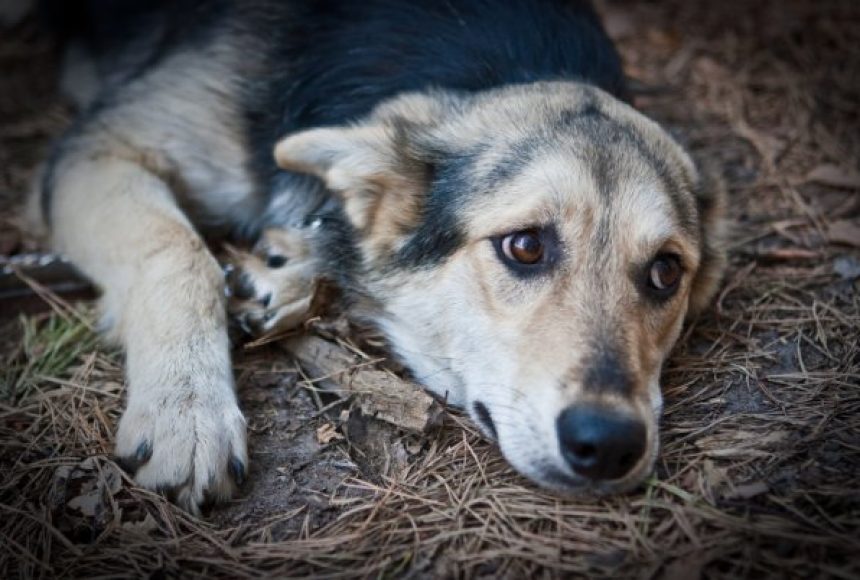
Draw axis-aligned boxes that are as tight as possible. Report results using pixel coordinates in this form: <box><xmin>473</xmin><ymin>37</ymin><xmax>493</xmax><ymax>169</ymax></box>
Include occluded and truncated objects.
<box><xmin>1</xmin><ymin>0</ymin><xmax>859</xmax><ymax>578</ymax></box>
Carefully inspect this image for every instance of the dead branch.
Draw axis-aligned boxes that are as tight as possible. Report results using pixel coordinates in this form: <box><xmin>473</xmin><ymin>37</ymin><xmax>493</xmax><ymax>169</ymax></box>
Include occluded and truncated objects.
<box><xmin>283</xmin><ymin>334</ymin><xmax>443</xmax><ymax>433</ymax></box>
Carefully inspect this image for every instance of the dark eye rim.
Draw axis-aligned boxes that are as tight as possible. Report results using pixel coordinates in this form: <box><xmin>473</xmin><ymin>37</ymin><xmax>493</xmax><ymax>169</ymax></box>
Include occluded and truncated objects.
<box><xmin>491</xmin><ymin>225</ymin><xmax>559</xmax><ymax>278</ymax></box>
<box><xmin>643</xmin><ymin>252</ymin><xmax>684</xmax><ymax>301</ymax></box>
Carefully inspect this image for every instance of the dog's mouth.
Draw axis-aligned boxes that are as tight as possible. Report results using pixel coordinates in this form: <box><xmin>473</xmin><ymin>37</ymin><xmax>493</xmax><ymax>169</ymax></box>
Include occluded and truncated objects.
<box><xmin>470</xmin><ymin>398</ymin><xmax>657</xmax><ymax>495</ymax></box>
<box><xmin>472</xmin><ymin>401</ymin><xmax>498</xmax><ymax>440</ymax></box>
<box><xmin>532</xmin><ymin>461</ymin><xmax>654</xmax><ymax>496</ymax></box>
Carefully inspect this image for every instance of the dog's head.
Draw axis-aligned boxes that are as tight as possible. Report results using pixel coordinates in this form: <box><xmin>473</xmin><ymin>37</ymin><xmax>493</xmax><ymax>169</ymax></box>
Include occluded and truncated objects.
<box><xmin>275</xmin><ymin>82</ymin><xmax>725</xmax><ymax>494</ymax></box>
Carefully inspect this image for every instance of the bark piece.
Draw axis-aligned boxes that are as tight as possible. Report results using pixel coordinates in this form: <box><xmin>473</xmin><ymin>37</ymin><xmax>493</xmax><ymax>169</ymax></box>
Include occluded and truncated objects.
<box><xmin>284</xmin><ymin>334</ymin><xmax>443</xmax><ymax>433</ymax></box>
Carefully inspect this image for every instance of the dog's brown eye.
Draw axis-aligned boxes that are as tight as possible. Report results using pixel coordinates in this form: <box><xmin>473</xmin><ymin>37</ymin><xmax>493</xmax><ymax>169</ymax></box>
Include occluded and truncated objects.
<box><xmin>648</xmin><ymin>255</ymin><xmax>682</xmax><ymax>291</ymax></box>
<box><xmin>492</xmin><ymin>226</ymin><xmax>558</xmax><ymax>277</ymax></box>
<box><xmin>502</xmin><ymin>230</ymin><xmax>544</xmax><ymax>265</ymax></box>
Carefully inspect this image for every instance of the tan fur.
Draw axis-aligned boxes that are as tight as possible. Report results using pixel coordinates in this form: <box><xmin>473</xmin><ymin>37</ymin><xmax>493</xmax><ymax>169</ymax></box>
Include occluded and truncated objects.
<box><xmin>226</xmin><ymin>228</ymin><xmax>319</xmax><ymax>335</ymax></box>
<box><xmin>48</xmin><ymin>155</ymin><xmax>246</xmax><ymax>514</ymax></box>
<box><xmin>35</xmin><ymin>45</ymin><xmax>259</xmax><ymax>514</ymax></box>
<box><xmin>258</xmin><ymin>82</ymin><xmax>727</xmax><ymax>493</ymax></box>
<box><xmin>44</xmin><ymin>45</ymin><xmax>724</xmax><ymax>504</ymax></box>
<box><xmin>275</xmin><ymin>126</ymin><xmax>424</xmax><ymax>260</ymax></box>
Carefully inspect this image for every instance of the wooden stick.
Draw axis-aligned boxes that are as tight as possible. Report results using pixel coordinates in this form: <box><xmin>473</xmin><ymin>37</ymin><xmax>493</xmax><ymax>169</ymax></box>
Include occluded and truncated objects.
<box><xmin>283</xmin><ymin>334</ymin><xmax>443</xmax><ymax>433</ymax></box>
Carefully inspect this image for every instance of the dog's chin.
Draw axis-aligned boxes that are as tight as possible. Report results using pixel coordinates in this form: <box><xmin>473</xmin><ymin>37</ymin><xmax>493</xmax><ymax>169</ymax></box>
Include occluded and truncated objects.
<box><xmin>501</xmin><ymin>449</ymin><xmax>658</xmax><ymax>497</ymax></box>
<box><xmin>528</xmin><ymin>464</ymin><xmax>653</xmax><ymax>497</ymax></box>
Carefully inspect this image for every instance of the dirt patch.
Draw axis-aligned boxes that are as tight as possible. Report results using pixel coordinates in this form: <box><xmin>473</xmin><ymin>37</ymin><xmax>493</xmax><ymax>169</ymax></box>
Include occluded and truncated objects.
<box><xmin>2</xmin><ymin>0</ymin><xmax>859</xmax><ymax>578</ymax></box>
<box><xmin>212</xmin><ymin>350</ymin><xmax>362</xmax><ymax>539</ymax></box>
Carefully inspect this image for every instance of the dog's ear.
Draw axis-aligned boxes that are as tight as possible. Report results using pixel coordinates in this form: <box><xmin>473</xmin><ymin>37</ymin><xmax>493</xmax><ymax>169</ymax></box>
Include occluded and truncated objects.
<box><xmin>687</xmin><ymin>163</ymin><xmax>727</xmax><ymax>316</ymax></box>
<box><xmin>274</xmin><ymin>124</ymin><xmax>428</xmax><ymax>235</ymax></box>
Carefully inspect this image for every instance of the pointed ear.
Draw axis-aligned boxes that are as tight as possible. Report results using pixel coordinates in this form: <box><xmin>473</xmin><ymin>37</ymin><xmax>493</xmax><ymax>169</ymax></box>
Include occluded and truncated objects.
<box><xmin>274</xmin><ymin>126</ymin><xmax>395</xmax><ymax>190</ymax></box>
<box><xmin>274</xmin><ymin>125</ymin><xmax>427</xmax><ymax>234</ymax></box>
<box><xmin>687</xmin><ymin>163</ymin><xmax>727</xmax><ymax>316</ymax></box>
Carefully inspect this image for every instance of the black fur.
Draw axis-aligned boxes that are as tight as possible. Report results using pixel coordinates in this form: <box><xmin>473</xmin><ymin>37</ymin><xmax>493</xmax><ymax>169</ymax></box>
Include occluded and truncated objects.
<box><xmin>40</xmin><ymin>0</ymin><xmax>230</xmax><ymax>76</ymax></box>
<box><xmin>473</xmin><ymin>401</ymin><xmax>498</xmax><ymax>439</ymax></box>
<box><xmin>41</xmin><ymin>0</ymin><xmax>627</xmax><ymax>271</ymax></box>
<box><xmin>244</xmin><ymin>0</ymin><xmax>626</xmax><ymax>185</ymax></box>
<box><xmin>390</xmin><ymin>154</ymin><xmax>468</xmax><ymax>271</ymax></box>
<box><xmin>247</xmin><ymin>0</ymin><xmax>626</xmax><ymax>240</ymax></box>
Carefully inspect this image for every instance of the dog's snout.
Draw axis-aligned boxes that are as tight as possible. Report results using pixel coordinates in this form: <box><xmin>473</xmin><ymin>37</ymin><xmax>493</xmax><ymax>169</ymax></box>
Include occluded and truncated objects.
<box><xmin>584</xmin><ymin>345</ymin><xmax>634</xmax><ymax>395</ymax></box>
<box><xmin>556</xmin><ymin>405</ymin><xmax>646</xmax><ymax>481</ymax></box>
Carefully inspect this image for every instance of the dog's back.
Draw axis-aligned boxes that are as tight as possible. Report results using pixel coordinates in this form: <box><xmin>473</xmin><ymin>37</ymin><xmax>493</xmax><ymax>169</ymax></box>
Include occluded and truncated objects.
<box><xmin>247</xmin><ymin>0</ymin><xmax>627</xmax><ymax>129</ymax></box>
<box><xmin>243</xmin><ymin>0</ymin><xmax>628</xmax><ymax>210</ymax></box>
<box><xmin>49</xmin><ymin>0</ymin><xmax>625</xmax><ymax>115</ymax></box>
<box><xmin>44</xmin><ymin>0</ymin><xmax>626</xmax><ymax>228</ymax></box>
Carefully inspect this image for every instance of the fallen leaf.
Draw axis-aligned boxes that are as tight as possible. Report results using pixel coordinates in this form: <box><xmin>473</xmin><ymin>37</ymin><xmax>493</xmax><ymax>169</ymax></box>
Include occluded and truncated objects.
<box><xmin>68</xmin><ymin>490</ymin><xmax>102</xmax><ymax>518</ymax></box>
<box><xmin>122</xmin><ymin>513</ymin><xmax>159</xmax><ymax>535</ymax></box>
<box><xmin>316</xmin><ymin>423</ymin><xmax>343</xmax><ymax>444</ymax></box>
<box><xmin>806</xmin><ymin>164</ymin><xmax>860</xmax><ymax>189</ymax></box>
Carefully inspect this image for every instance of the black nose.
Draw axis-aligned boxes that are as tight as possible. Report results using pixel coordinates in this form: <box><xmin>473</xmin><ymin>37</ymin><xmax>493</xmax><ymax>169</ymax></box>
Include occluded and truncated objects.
<box><xmin>556</xmin><ymin>405</ymin><xmax>647</xmax><ymax>481</ymax></box>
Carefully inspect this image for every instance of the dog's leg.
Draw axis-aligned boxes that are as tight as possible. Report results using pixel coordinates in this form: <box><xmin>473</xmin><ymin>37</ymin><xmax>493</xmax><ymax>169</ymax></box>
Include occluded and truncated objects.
<box><xmin>226</xmin><ymin>227</ymin><xmax>320</xmax><ymax>336</ymax></box>
<box><xmin>50</xmin><ymin>156</ymin><xmax>247</xmax><ymax>514</ymax></box>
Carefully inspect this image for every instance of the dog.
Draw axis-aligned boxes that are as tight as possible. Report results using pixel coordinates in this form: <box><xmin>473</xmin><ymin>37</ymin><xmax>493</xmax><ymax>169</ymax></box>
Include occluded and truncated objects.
<box><xmin>32</xmin><ymin>0</ymin><xmax>725</xmax><ymax>513</ymax></box>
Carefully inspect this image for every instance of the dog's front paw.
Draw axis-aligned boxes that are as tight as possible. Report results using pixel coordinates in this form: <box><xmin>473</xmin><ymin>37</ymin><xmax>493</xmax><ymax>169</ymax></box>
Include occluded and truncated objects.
<box><xmin>226</xmin><ymin>227</ymin><xmax>320</xmax><ymax>336</ymax></box>
<box><xmin>115</xmin><ymin>389</ymin><xmax>247</xmax><ymax>515</ymax></box>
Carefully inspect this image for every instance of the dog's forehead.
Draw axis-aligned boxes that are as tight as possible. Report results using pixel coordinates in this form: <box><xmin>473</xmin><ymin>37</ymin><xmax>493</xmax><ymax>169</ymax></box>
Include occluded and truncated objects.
<box><xmin>442</xmin><ymin>98</ymin><xmax>692</xmax><ymax>227</ymax></box>
<box><xmin>462</xmin><ymin>145</ymin><xmax>686</xmax><ymax>250</ymax></box>
<box><xmin>441</xmin><ymin>84</ymin><xmax>698</xmax><ymax>237</ymax></box>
